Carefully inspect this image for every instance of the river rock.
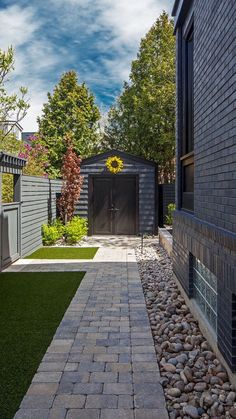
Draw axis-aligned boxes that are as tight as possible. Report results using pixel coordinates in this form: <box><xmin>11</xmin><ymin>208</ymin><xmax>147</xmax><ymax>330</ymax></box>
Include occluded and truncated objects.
<box><xmin>174</xmin><ymin>380</ymin><xmax>185</xmax><ymax>391</ymax></box>
<box><xmin>230</xmin><ymin>407</ymin><xmax>236</xmax><ymax>418</ymax></box>
<box><xmin>168</xmin><ymin>357</ymin><xmax>178</xmax><ymax>366</ymax></box>
<box><xmin>217</xmin><ymin>371</ymin><xmax>228</xmax><ymax>382</ymax></box>
<box><xmin>203</xmin><ymin>393</ymin><xmax>214</xmax><ymax>407</ymax></box>
<box><xmin>163</xmin><ymin>363</ymin><xmax>176</xmax><ymax>373</ymax></box>
<box><xmin>183</xmin><ymin>405</ymin><xmax>199</xmax><ymax>418</ymax></box>
<box><xmin>184</xmin><ymin>343</ymin><xmax>193</xmax><ymax>351</ymax></box>
<box><xmin>201</xmin><ymin>341</ymin><xmax>210</xmax><ymax>351</ymax></box>
<box><xmin>183</xmin><ymin>366</ymin><xmax>193</xmax><ymax>382</ymax></box>
<box><xmin>226</xmin><ymin>391</ymin><xmax>236</xmax><ymax>403</ymax></box>
<box><xmin>176</xmin><ymin>353</ymin><xmax>188</xmax><ymax>364</ymax></box>
<box><xmin>210</xmin><ymin>376</ymin><xmax>221</xmax><ymax>385</ymax></box>
<box><xmin>180</xmin><ymin>371</ymin><xmax>188</xmax><ymax>384</ymax></box>
<box><xmin>185</xmin><ymin>383</ymin><xmax>194</xmax><ymax>393</ymax></box>
<box><xmin>194</xmin><ymin>382</ymin><xmax>207</xmax><ymax>392</ymax></box>
<box><xmin>167</xmin><ymin>388</ymin><xmax>182</xmax><ymax>398</ymax></box>
<box><xmin>135</xmin><ymin>242</ymin><xmax>233</xmax><ymax>419</ymax></box>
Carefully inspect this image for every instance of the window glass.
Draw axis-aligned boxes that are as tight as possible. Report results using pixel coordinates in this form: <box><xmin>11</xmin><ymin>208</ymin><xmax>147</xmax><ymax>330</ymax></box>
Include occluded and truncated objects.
<box><xmin>192</xmin><ymin>257</ymin><xmax>217</xmax><ymax>332</ymax></box>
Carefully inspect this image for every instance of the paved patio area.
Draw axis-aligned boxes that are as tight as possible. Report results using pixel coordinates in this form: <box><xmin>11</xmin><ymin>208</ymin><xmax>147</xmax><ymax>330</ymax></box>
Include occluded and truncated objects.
<box><xmin>79</xmin><ymin>235</ymin><xmax>158</xmax><ymax>249</ymax></box>
<box><xmin>11</xmin><ymin>242</ymin><xmax>168</xmax><ymax>419</ymax></box>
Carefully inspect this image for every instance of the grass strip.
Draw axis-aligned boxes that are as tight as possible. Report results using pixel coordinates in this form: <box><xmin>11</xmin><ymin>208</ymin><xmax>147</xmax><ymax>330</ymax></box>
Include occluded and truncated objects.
<box><xmin>0</xmin><ymin>271</ymin><xmax>85</xmax><ymax>419</ymax></box>
<box><xmin>25</xmin><ymin>247</ymin><xmax>98</xmax><ymax>259</ymax></box>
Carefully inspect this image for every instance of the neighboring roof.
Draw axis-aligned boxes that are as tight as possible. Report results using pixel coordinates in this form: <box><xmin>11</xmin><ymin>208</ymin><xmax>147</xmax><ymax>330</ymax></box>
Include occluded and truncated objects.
<box><xmin>0</xmin><ymin>151</ymin><xmax>27</xmax><ymax>171</ymax></box>
<box><xmin>81</xmin><ymin>149</ymin><xmax>158</xmax><ymax>167</ymax></box>
<box><xmin>21</xmin><ymin>132</ymin><xmax>36</xmax><ymax>141</ymax></box>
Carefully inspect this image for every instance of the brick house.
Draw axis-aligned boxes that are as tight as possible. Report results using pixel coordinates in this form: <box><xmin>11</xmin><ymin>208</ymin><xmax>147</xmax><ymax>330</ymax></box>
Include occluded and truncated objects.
<box><xmin>172</xmin><ymin>0</ymin><xmax>236</xmax><ymax>374</ymax></box>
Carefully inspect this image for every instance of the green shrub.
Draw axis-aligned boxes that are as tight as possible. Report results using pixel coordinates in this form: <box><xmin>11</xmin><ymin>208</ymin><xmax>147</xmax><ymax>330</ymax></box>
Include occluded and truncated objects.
<box><xmin>65</xmin><ymin>216</ymin><xmax>88</xmax><ymax>244</ymax></box>
<box><xmin>52</xmin><ymin>218</ymin><xmax>65</xmax><ymax>236</ymax></box>
<box><xmin>42</xmin><ymin>219</ymin><xmax>64</xmax><ymax>245</ymax></box>
<box><xmin>42</xmin><ymin>217</ymin><xmax>87</xmax><ymax>246</ymax></box>
<box><xmin>165</xmin><ymin>203</ymin><xmax>176</xmax><ymax>225</ymax></box>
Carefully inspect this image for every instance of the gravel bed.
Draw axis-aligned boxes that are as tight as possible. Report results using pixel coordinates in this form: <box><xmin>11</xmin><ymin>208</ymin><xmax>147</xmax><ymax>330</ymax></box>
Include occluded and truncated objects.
<box><xmin>136</xmin><ymin>242</ymin><xmax>236</xmax><ymax>419</ymax></box>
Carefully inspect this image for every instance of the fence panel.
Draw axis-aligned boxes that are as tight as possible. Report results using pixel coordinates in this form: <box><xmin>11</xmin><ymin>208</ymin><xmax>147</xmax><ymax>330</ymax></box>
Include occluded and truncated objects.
<box><xmin>21</xmin><ymin>176</ymin><xmax>62</xmax><ymax>257</ymax></box>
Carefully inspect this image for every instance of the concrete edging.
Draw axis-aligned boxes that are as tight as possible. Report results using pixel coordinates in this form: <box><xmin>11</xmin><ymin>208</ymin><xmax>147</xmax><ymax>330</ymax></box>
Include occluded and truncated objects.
<box><xmin>159</xmin><ymin>228</ymin><xmax>173</xmax><ymax>257</ymax></box>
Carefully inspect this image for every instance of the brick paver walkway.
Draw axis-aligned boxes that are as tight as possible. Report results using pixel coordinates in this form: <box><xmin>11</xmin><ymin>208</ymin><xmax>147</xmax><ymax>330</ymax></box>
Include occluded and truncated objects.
<box><xmin>13</xmin><ymin>246</ymin><xmax>168</xmax><ymax>419</ymax></box>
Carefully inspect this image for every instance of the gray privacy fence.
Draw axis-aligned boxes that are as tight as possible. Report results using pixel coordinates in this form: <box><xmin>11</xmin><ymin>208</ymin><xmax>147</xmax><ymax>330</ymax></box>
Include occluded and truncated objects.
<box><xmin>21</xmin><ymin>176</ymin><xmax>62</xmax><ymax>257</ymax></box>
<box><xmin>158</xmin><ymin>183</ymin><xmax>175</xmax><ymax>226</ymax></box>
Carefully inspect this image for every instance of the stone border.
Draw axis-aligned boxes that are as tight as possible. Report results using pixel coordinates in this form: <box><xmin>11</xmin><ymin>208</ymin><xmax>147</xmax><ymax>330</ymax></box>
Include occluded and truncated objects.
<box><xmin>173</xmin><ymin>273</ymin><xmax>236</xmax><ymax>389</ymax></box>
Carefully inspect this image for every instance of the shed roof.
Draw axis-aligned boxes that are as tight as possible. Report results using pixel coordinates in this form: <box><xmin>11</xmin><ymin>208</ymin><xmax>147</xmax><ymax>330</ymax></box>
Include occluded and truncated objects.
<box><xmin>81</xmin><ymin>149</ymin><xmax>157</xmax><ymax>167</ymax></box>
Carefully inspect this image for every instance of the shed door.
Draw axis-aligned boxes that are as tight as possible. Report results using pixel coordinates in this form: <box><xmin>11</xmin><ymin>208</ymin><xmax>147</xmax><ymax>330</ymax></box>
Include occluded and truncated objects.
<box><xmin>91</xmin><ymin>176</ymin><xmax>137</xmax><ymax>235</ymax></box>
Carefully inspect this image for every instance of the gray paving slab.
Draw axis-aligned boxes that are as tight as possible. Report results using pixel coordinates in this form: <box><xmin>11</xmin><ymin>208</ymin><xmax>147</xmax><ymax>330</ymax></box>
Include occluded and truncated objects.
<box><xmin>13</xmin><ymin>243</ymin><xmax>167</xmax><ymax>418</ymax></box>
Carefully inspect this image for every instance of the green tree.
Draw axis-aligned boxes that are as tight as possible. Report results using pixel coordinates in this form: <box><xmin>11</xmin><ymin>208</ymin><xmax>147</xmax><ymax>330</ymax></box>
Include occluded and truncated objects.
<box><xmin>38</xmin><ymin>71</ymin><xmax>101</xmax><ymax>171</ymax></box>
<box><xmin>0</xmin><ymin>46</ymin><xmax>29</xmax><ymax>137</ymax></box>
<box><xmin>103</xmin><ymin>12</ymin><xmax>175</xmax><ymax>182</ymax></box>
<box><xmin>0</xmin><ymin>46</ymin><xmax>30</xmax><ymax>203</ymax></box>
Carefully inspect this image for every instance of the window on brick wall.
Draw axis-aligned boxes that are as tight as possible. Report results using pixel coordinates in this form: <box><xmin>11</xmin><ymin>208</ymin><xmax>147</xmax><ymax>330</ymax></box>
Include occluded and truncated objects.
<box><xmin>192</xmin><ymin>257</ymin><xmax>217</xmax><ymax>332</ymax></box>
<box><xmin>180</xmin><ymin>20</ymin><xmax>194</xmax><ymax>212</ymax></box>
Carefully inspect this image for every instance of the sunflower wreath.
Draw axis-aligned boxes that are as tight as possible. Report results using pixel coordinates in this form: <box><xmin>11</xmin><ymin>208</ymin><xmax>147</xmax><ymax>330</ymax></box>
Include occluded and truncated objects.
<box><xmin>105</xmin><ymin>155</ymin><xmax>124</xmax><ymax>174</ymax></box>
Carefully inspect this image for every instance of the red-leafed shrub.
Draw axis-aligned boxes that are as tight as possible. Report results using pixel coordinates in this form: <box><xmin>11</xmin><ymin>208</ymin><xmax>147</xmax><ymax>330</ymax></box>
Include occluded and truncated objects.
<box><xmin>57</xmin><ymin>140</ymin><xmax>84</xmax><ymax>223</ymax></box>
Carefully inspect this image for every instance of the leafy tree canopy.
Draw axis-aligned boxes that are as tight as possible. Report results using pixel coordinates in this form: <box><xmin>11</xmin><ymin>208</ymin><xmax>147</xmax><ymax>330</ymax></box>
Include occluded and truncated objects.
<box><xmin>103</xmin><ymin>12</ymin><xmax>175</xmax><ymax>182</ymax></box>
<box><xmin>38</xmin><ymin>71</ymin><xmax>101</xmax><ymax>171</ymax></box>
<box><xmin>0</xmin><ymin>46</ymin><xmax>29</xmax><ymax>138</ymax></box>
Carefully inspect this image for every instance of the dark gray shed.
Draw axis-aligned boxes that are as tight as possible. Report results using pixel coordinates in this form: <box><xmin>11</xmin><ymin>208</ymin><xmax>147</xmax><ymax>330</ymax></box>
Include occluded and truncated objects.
<box><xmin>76</xmin><ymin>150</ymin><xmax>158</xmax><ymax>235</ymax></box>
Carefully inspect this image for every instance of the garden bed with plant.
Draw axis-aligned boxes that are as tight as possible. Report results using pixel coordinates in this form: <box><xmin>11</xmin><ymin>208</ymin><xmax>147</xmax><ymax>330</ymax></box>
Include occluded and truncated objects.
<box><xmin>41</xmin><ymin>140</ymin><xmax>90</xmax><ymax>248</ymax></box>
<box><xmin>42</xmin><ymin>216</ymin><xmax>88</xmax><ymax>246</ymax></box>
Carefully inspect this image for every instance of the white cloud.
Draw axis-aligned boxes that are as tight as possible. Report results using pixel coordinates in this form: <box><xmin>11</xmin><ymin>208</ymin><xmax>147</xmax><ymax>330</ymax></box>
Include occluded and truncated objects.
<box><xmin>0</xmin><ymin>4</ymin><xmax>64</xmax><ymax>131</ymax></box>
<box><xmin>96</xmin><ymin>0</ymin><xmax>169</xmax><ymax>47</ymax></box>
<box><xmin>48</xmin><ymin>0</ymin><xmax>173</xmax><ymax>82</ymax></box>
<box><xmin>0</xmin><ymin>5</ymin><xmax>40</xmax><ymax>49</ymax></box>
<box><xmin>22</xmin><ymin>87</ymin><xmax>47</xmax><ymax>131</ymax></box>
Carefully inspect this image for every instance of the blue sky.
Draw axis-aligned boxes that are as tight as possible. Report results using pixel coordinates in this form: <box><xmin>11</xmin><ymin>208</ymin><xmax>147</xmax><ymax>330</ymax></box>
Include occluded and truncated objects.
<box><xmin>0</xmin><ymin>0</ymin><xmax>174</xmax><ymax>131</ymax></box>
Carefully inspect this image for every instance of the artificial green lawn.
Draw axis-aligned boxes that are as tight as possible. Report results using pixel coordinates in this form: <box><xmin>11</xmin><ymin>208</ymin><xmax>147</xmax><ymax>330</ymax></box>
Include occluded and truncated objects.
<box><xmin>0</xmin><ymin>271</ymin><xmax>85</xmax><ymax>419</ymax></box>
<box><xmin>25</xmin><ymin>247</ymin><xmax>98</xmax><ymax>259</ymax></box>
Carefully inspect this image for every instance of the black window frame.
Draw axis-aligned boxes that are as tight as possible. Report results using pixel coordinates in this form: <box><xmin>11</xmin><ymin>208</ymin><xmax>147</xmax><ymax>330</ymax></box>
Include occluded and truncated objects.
<box><xmin>180</xmin><ymin>16</ymin><xmax>194</xmax><ymax>212</ymax></box>
<box><xmin>181</xmin><ymin>152</ymin><xmax>194</xmax><ymax>212</ymax></box>
<box><xmin>183</xmin><ymin>22</ymin><xmax>194</xmax><ymax>155</ymax></box>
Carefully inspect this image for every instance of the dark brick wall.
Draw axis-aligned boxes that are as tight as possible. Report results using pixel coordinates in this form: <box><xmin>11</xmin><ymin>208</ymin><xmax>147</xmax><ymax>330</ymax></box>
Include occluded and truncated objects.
<box><xmin>173</xmin><ymin>211</ymin><xmax>236</xmax><ymax>369</ymax></box>
<box><xmin>173</xmin><ymin>0</ymin><xmax>236</xmax><ymax>371</ymax></box>
<box><xmin>194</xmin><ymin>0</ymin><xmax>236</xmax><ymax>232</ymax></box>
<box><xmin>158</xmin><ymin>183</ymin><xmax>175</xmax><ymax>226</ymax></box>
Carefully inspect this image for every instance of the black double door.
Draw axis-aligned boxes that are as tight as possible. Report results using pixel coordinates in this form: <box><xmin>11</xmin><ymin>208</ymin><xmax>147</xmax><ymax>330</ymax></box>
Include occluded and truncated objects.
<box><xmin>91</xmin><ymin>176</ymin><xmax>137</xmax><ymax>235</ymax></box>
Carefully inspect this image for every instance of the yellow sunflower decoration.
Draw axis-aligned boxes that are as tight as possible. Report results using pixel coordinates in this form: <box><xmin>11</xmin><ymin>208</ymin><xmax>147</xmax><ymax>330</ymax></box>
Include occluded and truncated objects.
<box><xmin>105</xmin><ymin>156</ymin><xmax>124</xmax><ymax>174</ymax></box>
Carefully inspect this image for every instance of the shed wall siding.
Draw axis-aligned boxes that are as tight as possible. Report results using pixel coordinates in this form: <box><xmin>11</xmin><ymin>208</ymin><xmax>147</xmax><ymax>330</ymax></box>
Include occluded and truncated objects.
<box><xmin>76</xmin><ymin>156</ymin><xmax>156</xmax><ymax>234</ymax></box>
<box><xmin>21</xmin><ymin>176</ymin><xmax>62</xmax><ymax>257</ymax></box>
